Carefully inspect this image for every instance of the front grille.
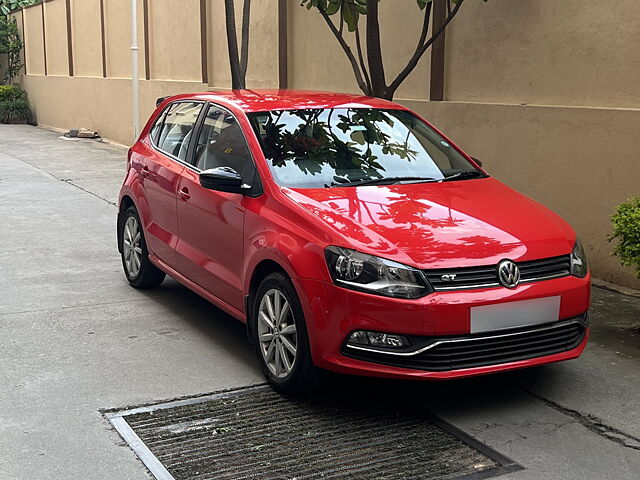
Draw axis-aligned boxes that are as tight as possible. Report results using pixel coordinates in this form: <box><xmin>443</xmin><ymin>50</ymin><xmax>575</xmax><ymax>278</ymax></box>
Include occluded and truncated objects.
<box><xmin>343</xmin><ymin>317</ymin><xmax>587</xmax><ymax>372</ymax></box>
<box><xmin>425</xmin><ymin>255</ymin><xmax>571</xmax><ymax>291</ymax></box>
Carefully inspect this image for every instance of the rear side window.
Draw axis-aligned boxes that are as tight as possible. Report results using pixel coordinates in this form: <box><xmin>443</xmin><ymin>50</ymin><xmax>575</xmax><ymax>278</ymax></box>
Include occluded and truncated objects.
<box><xmin>155</xmin><ymin>102</ymin><xmax>203</xmax><ymax>161</ymax></box>
<box><xmin>150</xmin><ymin>110</ymin><xmax>166</xmax><ymax>143</ymax></box>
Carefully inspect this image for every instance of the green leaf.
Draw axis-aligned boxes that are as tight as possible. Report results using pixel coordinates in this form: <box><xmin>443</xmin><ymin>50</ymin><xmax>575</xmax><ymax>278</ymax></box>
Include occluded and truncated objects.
<box><xmin>341</xmin><ymin>2</ymin><xmax>359</xmax><ymax>32</ymax></box>
<box><xmin>325</xmin><ymin>0</ymin><xmax>340</xmax><ymax>15</ymax></box>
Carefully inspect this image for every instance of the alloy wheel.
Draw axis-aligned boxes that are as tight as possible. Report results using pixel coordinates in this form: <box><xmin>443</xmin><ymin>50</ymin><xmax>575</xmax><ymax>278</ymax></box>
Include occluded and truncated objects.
<box><xmin>257</xmin><ymin>288</ymin><xmax>298</xmax><ymax>378</ymax></box>
<box><xmin>123</xmin><ymin>216</ymin><xmax>142</xmax><ymax>278</ymax></box>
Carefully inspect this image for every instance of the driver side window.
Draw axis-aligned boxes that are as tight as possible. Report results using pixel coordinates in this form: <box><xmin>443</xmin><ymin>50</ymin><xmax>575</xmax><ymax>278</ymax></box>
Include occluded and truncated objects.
<box><xmin>193</xmin><ymin>105</ymin><xmax>254</xmax><ymax>182</ymax></box>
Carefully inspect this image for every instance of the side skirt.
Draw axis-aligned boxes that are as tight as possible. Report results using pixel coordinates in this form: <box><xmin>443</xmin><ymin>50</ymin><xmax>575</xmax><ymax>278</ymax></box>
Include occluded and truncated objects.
<box><xmin>149</xmin><ymin>254</ymin><xmax>247</xmax><ymax>324</ymax></box>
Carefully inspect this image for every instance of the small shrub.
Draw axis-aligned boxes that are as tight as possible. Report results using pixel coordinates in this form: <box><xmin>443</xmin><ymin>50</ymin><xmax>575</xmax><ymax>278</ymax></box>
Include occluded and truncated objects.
<box><xmin>0</xmin><ymin>96</ymin><xmax>32</xmax><ymax>123</ymax></box>
<box><xmin>0</xmin><ymin>14</ymin><xmax>24</xmax><ymax>83</ymax></box>
<box><xmin>0</xmin><ymin>84</ymin><xmax>26</xmax><ymax>101</ymax></box>
<box><xmin>611</xmin><ymin>197</ymin><xmax>640</xmax><ymax>278</ymax></box>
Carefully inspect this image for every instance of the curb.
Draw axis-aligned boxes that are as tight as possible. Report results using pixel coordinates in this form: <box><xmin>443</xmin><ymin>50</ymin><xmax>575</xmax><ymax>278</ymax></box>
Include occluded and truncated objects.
<box><xmin>592</xmin><ymin>278</ymin><xmax>640</xmax><ymax>298</ymax></box>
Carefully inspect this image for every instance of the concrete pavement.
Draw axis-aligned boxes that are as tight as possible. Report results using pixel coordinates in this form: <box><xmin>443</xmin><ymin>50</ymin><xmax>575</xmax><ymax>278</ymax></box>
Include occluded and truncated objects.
<box><xmin>0</xmin><ymin>125</ymin><xmax>638</xmax><ymax>479</ymax></box>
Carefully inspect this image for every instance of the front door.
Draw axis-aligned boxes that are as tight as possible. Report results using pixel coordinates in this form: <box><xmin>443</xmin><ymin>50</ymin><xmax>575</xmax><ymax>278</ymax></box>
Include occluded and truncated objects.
<box><xmin>175</xmin><ymin>105</ymin><xmax>258</xmax><ymax>311</ymax></box>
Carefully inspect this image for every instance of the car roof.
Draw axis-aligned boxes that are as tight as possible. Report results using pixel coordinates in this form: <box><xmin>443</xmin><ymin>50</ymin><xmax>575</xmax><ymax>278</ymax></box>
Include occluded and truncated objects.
<box><xmin>178</xmin><ymin>89</ymin><xmax>405</xmax><ymax>113</ymax></box>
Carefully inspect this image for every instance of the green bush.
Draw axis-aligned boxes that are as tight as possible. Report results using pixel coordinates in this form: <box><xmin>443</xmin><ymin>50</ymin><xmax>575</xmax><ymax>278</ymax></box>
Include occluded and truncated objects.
<box><xmin>0</xmin><ymin>84</ymin><xmax>26</xmax><ymax>101</ymax></box>
<box><xmin>611</xmin><ymin>197</ymin><xmax>640</xmax><ymax>278</ymax></box>
<box><xmin>0</xmin><ymin>95</ymin><xmax>32</xmax><ymax>123</ymax></box>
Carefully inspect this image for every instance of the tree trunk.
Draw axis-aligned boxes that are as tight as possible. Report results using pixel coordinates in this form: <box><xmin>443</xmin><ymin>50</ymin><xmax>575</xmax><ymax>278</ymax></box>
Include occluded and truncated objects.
<box><xmin>240</xmin><ymin>0</ymin><xmax>251</xmax><ymax>80</ymax></box>
<box><xmin>365</xmin><ymin>0</ymin><xmax>387</xmax><ymax>99</ymax></box>
<box><xmin>224</xmin><ymin>0</ymin><xmax>245</xmax><ymax>89</ymax></box>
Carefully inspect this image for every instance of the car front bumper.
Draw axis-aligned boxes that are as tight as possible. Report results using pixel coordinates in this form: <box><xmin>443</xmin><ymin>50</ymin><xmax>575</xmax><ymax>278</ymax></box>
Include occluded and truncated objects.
<box><xmin>296</xmin><ymin>273</ymin><xmax>591</xmax><ymax>379</ymax></box>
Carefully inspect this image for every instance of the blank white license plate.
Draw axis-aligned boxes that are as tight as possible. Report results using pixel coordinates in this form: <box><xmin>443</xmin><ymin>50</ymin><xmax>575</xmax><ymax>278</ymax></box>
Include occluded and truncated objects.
<box><xmin>470</xmin><ymin>296</ymin><xmax>561</xmax><ymax>334</ymax></box>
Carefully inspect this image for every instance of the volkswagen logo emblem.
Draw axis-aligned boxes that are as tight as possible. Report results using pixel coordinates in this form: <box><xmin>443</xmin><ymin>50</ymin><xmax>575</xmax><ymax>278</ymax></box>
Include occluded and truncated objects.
<box><xmin>497</xmin><ymin>260</ymin><xmax>520</xmax><ymax>288</ymax></box>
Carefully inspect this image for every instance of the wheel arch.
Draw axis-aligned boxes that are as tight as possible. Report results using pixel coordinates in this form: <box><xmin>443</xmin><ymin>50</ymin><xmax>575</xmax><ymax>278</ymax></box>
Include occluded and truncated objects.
<box><xmin>245</xmin><ymin>259</ymin><xmax>293</xmax><ymax>343</ymax></box>
<box><xmin>117</xmin><ymin>195</ymin><xmax>136</xmax><ymax>253</ymax></box>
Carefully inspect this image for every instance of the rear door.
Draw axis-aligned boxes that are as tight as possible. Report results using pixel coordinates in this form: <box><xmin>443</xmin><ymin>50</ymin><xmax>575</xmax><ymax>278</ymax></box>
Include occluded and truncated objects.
<box><xmin>175</xmin><ymin>104</ymin><xmax>260</xmax><ymax>311</ymax></box>
<box><xmin>141</xmin><ymin>101</ymin><xmax>204</xmax><ymax>268</ymax></box>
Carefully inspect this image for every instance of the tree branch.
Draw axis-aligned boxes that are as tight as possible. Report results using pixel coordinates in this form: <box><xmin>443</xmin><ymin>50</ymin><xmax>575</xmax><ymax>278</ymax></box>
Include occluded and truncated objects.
<box><xmin>318</xmin><ymin>8</ymin><xmax>369</xmax><ymax>94</ymax></box>
<box><xmin>355</xmin><ymin>24</ymin><xmax>372</xmax><ymax>95</ymax></box>
<box><xmin>388</xmin><ymin>0</ymin><xmax>465</xmax><ymax>96</ymax></box>
<box><xmin>412</xmin><ymin>1</ymin><xmax>433</xmax><ymax>62</ymax></box>
<box><xmin>239</xmin><ymin>0</ymin><xmax>251</xmax><ymax>80</ymax></box>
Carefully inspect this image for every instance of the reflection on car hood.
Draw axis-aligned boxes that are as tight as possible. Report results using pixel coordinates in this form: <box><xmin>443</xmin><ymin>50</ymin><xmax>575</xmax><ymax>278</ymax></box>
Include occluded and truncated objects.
<box><xmin>283</xmin><ymin>178</ymin><xmax>575</xmax><ymax>269</ymax></box>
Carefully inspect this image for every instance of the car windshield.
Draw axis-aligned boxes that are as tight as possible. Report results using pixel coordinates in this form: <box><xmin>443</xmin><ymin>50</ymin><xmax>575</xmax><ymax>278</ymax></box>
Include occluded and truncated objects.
<box><xmin>247</xmin><ymin>108</ymin><xmax>482</xmax><ymax>188</ymax></box>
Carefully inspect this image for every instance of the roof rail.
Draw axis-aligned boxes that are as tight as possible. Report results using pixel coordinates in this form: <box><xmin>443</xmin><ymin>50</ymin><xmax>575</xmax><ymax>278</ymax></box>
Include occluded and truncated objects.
<box><xmin>156</xmin><ymin>96</ymin><xmax>169</xmax><ymax>107</ymax></box>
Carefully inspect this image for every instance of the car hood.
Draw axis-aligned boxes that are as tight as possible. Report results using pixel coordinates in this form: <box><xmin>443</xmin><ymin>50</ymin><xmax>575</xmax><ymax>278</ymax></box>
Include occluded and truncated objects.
<box><xmin>283</xmin><ymin>178</ymin><xmax>575</xmax><ymax>269</ymax></box>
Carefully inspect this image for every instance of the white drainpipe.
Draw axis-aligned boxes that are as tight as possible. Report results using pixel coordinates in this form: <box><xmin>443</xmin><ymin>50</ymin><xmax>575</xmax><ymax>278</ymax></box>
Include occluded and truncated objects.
<box><xmin>131</xmin><ymin>0</ymin><xmax>140</xmax><ymax>141</ymax></box>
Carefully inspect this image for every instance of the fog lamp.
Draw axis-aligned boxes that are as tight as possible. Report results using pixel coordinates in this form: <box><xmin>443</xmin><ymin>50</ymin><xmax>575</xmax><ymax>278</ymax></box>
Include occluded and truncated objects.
<box><xmin>347</xmin><ymin>330</ymin><xmax>410</xmax><ymax>349</ymax></box>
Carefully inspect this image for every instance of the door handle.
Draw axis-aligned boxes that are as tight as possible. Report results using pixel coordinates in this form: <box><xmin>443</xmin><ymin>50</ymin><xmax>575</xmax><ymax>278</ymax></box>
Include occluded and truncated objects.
<box><xmin>141</xmin><ymin>165</ymin><xmax>150</xmax><ymax>177</ymax></box>
<box><xmin>178</xmin><ymin>187</ymin><xmax>190</xmax><ymax>201</ymax></box>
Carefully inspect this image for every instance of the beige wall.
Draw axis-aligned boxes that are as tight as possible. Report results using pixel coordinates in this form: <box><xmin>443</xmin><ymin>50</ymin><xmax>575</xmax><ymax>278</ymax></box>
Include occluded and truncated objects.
<box><xmin>445</xmin><ymin>0</ymin><xmax>640</xmax><ymax>108</ymax></box>
<box><xmin>42</xmin><ymin>0</ymin><xmax>68</xmax><ymax>76</ymax></box>
<box><xmin>23</xmin><ymin>5</ymin><xmax>45</xmax><ymax>75</ymax></box>
<box><xmin>71</xmin><ymin>0</ymin><xmax>103</xmax><ymax>77</ymax></box>
<box><xmin>148</xmin><ymin>0</ymin><xmax>201</xmax><ymax>81</ymax></box>
<box><xmin>104</xmin><ymin>0</ymin><xmax>135</xmax><ymax>78</ymax></box>
<box><xmin>23</xmin><ymin>75</ymin><xmax>206</xmax><ymax>146</ymax></box>
<box><xmin>12</xmin><ymin>0</ymin><xmax>640</xmax><ymax>288</ymax></box>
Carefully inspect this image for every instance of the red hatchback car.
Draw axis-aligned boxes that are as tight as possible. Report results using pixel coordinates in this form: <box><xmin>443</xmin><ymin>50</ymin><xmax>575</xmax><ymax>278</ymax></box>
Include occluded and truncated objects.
<box><xmin>118</xmin><ymin>90</ymin><xmax>590</xmax><ymax>392</ymax></box>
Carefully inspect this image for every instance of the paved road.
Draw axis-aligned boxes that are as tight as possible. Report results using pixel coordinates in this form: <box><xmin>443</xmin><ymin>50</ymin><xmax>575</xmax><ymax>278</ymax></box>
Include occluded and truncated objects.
<box><xmin>1</xmin><ymin>125</ymin><xmax>638</xmax><ymax>480</ymax></box>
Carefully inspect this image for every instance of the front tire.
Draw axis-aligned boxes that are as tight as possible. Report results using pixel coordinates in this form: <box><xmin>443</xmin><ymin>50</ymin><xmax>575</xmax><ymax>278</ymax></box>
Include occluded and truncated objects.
<box><xmin>120</xmin><ymin>206</ymin><xmax>165</xmax><ymax>288</ymax></box>
<box><xmin>252</xmin><ymin>272</ymin><xmax>324</xmax><ymax>394</ymax></box>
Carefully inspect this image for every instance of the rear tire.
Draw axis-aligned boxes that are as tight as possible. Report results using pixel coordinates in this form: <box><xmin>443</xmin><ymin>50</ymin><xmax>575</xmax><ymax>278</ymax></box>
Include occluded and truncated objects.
<box><xmin>120</xmin><ymin>206</ymin><xmax>165</xmax><ymax>288</ymax></box>
<box><xmin>252</xmin><ymin>272</ymin><xmax>325</xmax><ymax>394</ymax></box>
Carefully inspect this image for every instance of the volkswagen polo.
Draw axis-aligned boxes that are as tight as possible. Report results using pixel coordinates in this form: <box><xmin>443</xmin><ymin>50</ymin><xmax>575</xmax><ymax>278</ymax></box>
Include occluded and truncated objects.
<box><xmin>117</xmin><ymin>90</ymin><xmax>590</xmax><ymax>392</ymax></box>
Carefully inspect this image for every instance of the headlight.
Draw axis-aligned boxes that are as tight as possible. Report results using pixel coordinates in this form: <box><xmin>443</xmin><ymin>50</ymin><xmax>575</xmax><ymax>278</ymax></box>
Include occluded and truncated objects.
<box><xmin>570</xmin><ymin>239</ymin><xmax>588</xmax><ymax>278</ymax></box>
<box><xmin>325</xmin><ymin>246</ymin><xmax>433</xmax><ymax>299</ymax></box>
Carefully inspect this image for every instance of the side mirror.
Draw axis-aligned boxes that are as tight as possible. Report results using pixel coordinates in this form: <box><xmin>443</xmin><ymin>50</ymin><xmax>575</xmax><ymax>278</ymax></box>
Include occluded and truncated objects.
<box><xmin>199</xmin><ymin>167</ymin><xmax>247</xmax><ymax>194</ymax></box>
<box><xmin>471</xmin><ymin>156</ymin><xmax>483</xmax><ymax>167</ymax></box>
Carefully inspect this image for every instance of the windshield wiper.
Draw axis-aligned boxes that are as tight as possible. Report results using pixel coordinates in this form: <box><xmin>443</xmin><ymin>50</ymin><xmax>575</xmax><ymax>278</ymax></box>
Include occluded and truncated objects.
<box><xmin>441</xmin><ymin>170</ymin><xmax>487</xmax><ymax>182</ymax></box>
<box><xmin>329</xmin><ymin>176</ymin><xmax>439</xmax><ymax>187</ymax></box>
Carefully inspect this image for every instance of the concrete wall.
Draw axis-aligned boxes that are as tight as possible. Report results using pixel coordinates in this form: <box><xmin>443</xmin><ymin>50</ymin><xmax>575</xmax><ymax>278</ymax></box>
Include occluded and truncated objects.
<box><xmin>444</xmin><ymin>0</ymin><xmax>640</xmax><ymax>108</ymax></box>
<box><xmin>42</xmin><ymin>0</ymin><xmax>68</xmax><ymax>76</ymax></box>
<box><xmin>70</xmin><ymin>0</ymin><xmax>103</xmax><ymax>77</ymax></box>
<box><xmin>101</xmin><ymin>0</ymin><xmax>147</xmax><ymax>79</ymax></box>
<box><xmin>11</xmin><ymin>0</ymin><xmax>640</xmax><ymax>288</ymax></box>
<box><xmin>148</xmin><ymin>0</ymin><xmax>201</xmax><ymax>81</ymax></box>
<box><xmin>23</xmin><ymin>5</ymin><xmax>45</xmax><ymax>75</ymax></box>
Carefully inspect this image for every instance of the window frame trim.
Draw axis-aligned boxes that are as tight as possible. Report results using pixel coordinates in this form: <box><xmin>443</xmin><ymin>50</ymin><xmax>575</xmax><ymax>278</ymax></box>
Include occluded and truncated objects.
<box><xmin>149</xmin><ymin>100</ymin><xmax>208</xmax><ymax>171</ymax></box>
<box><xmin>188</xmin><ymin>101</ymin><xmax>263</xmax><ymax>197</ymax></box>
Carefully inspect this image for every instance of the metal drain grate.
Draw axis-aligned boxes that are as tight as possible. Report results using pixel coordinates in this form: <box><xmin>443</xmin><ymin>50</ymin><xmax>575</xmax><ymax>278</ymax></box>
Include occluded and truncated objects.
<box><xmin>106</xmin><ymin>385</ymin><xmax>521</xmax><ymax>480</ymax></box>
